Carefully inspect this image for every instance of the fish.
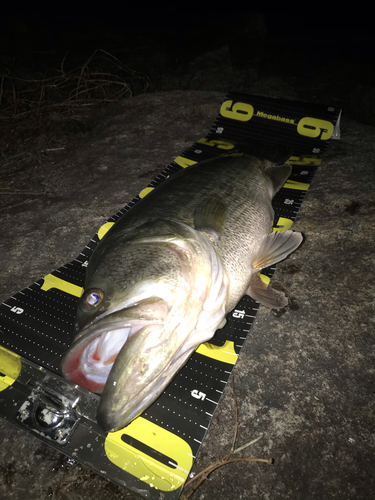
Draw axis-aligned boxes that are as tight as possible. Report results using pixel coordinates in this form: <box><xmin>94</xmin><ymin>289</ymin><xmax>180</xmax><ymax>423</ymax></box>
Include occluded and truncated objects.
<box><xmin>61</xmin><ymin>153</ymin><xmax>303</xmax><ymax>432</ymax></box>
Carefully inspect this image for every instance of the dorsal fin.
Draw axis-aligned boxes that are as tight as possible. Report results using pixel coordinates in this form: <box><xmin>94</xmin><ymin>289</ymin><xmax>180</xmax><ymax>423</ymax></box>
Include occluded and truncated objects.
<box><xmin>264</xmin><ymin>164</ymin><xmax>292</xmax><ymax>197</ymax></box>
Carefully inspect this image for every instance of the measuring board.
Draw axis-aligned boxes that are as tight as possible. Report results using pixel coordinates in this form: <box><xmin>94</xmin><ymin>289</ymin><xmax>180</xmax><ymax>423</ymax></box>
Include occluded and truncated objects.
<box><xmin>0</xmin><ymin>92</ymin><xmax>341</xmax><ymax>499</ymax></box>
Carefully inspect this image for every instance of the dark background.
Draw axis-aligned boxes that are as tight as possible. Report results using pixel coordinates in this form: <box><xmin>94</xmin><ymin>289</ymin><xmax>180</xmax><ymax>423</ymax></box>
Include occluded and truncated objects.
<box><xmin>1</xmin><ymin>10</ymin><xmax>375</xmax><ymax>125</ymax></box>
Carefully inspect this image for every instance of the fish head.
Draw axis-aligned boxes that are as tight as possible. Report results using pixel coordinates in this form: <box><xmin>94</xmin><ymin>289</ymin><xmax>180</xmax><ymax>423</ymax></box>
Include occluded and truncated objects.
<box><xmin>61</xmin><ymin>220</ymin><xmax>227</xmax><ymax>431</ymax></box>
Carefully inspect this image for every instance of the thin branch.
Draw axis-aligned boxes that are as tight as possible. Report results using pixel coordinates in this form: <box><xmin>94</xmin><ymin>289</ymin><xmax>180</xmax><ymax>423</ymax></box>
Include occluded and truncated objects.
<box><xmin>181</xmin><ymin>373</ymin><xmax>273</xmax><ymax>499</ymax></box>
<box><xmin>0</xmin><ymin>189</ymin><xmax>48</xmax><ymax>195</ymax></box>
<box><xmin>0</xmin><ymin>194</ymin><xmax>46</xmax><ymax>211</ymax></box>
<box><xmin>0</xmin><ymin>49</ymin><xmax>150</xmax><ymax>119</ymax></box>
<box><xmin>233</xmin><ymin>435</ymin><xmax>263</xmax><ymax>455</ymax></box>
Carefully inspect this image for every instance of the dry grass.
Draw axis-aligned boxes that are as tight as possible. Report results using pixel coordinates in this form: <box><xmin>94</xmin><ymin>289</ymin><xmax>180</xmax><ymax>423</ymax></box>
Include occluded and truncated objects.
<box><xmin>0</xmin><ymin>49</ymin><xmax>150</xmax><ymax>119</ymax></box>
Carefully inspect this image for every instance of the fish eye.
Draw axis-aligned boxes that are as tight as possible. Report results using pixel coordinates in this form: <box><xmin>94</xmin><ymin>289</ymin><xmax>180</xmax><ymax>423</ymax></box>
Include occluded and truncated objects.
<box><xmin>82</xmin><ymin>288</ymin><xmax>104</xmax><ymax>309</ymax></box>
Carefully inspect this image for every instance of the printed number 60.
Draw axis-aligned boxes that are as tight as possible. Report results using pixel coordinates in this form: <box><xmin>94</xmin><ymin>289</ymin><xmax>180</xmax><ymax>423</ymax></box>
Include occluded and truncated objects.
<box><xmin>220</xmin><ymin>100</ymin><xmax>254</xmax><ymax>122</ymax></box>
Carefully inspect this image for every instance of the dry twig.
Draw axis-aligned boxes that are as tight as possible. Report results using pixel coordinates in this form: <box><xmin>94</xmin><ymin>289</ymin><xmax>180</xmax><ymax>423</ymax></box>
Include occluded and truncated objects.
<box><xmin>181</xmin><ymin>375</ymin><xmax>272</xmax><ymax>499</ymax></box>
<box><xmin>0</xmin><ymin>49</ymin><xmax>150</xmax><ymax>119</ymax></box>
<box><xmin>0</xmin><ymin>193</ymin><xmax>47</xmax><ymax>211</ymax></box>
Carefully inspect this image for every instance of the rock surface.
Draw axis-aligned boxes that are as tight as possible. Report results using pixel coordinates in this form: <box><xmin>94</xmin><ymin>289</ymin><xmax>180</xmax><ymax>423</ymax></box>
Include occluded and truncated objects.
<box><xmin>0</xmin><ymin>90</ymin><xmax>374</xmax><ymax>500</ymax></box>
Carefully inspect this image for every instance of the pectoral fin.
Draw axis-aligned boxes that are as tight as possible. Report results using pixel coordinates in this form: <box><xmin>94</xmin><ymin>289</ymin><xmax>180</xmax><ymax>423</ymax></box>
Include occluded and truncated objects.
<box><xmin>252</xmin><ymin>230</ymin><xmax>303</xmax><ymax>272</ymax></box>
<box><xmin>247</xmin><ymin>274</ymin><xmax>288</xmax><ymax>309</ymax></box>
<box><xmin>194</xmin><ymin>197</ymin><xmax>227</xmax><ymax>241</ymax></box>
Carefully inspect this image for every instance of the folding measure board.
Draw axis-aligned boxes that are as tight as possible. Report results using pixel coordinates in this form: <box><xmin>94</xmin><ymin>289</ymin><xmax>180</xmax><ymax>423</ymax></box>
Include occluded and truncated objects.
<box><xmin>0</xmin><ymin>92</ymin><xmax>341</xmax><ymax>499</ymax></box>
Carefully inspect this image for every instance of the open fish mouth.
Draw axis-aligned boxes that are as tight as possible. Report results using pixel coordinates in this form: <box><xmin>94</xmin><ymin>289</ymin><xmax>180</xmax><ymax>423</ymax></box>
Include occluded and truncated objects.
<box><xmin>61</xmin><ymin>299</ymin><xmax>167</xmax><ymax>393</ymax></box>
<box><xmin>78</xmin><ymin>325</ymin><xmax>138</xmax><ymax>386</ymax></box>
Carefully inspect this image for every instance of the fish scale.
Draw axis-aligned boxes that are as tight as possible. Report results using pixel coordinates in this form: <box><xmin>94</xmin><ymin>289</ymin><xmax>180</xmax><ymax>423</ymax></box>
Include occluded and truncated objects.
<box><xmin>105</xmin><ymin>155</ymin><xmax>275</xmax><ymax>310</ymax></box>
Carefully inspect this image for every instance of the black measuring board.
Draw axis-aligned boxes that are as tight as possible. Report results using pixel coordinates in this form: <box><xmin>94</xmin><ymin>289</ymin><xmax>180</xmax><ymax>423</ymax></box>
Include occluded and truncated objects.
<box><xmin>0</xmin><ymin>92</ymin><xmax>341</xmax><ymax>499</ymax></box>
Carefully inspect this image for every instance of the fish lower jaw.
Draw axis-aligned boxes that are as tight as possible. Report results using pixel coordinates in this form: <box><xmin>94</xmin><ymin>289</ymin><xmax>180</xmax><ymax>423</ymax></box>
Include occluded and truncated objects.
<box><xmin>98</xmin><ymin>370</ymin><xmax>172</xmax><ymax>432</ymax></box>
<box><xmin>97</xmin><ymin>401</ymin><xmax>142</xmax><ymax>432</ymax></box>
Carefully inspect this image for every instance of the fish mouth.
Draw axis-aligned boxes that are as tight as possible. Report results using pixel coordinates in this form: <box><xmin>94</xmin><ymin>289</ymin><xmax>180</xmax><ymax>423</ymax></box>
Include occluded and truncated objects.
<box><xmin>95</xmin><ymin>322</ymin><xmax>193</xmax><ymax>432</ymax></box>
<box><xmin>61</xmin><ymin>298</ymin><xmax>167</xmax><ymax>394</ymax></box>
<box><xmin>61</xmin><ymin>322</ymin><xmax>150</xmax><ymax>393</ymax></box>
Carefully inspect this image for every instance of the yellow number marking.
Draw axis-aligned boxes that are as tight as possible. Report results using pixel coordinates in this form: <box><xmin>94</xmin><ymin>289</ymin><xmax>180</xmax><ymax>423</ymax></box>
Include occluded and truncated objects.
<box><xmin>286</xmin><ymin>156</ymin><xmax>321</xmax><ymax>166</ymax></box>
<box><xmin>197</xmin><ymin>138</ymin><xmax>234</xmax><ymax>150</ymax></box>
<box><xmin>273</xmin><ymin>217</ymin><xmax>294</xmax><ymax>232</ymax></box>
<box><xmin>297</xmin><ymin>117</ymin><xmax>334</xmax><ymax>140</ymax></box>
<box><xmin>220</xmin><ymin>100</ymin><xmax>254</xmax><ymax>122</ymax></box>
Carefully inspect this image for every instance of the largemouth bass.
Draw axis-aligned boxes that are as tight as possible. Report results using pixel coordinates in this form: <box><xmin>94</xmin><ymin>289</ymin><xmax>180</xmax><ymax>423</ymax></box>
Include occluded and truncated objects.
<box><xmin>61</xmin><ymin>154</ymin><xmax>303</xmax><ymax>432</ymax></box>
